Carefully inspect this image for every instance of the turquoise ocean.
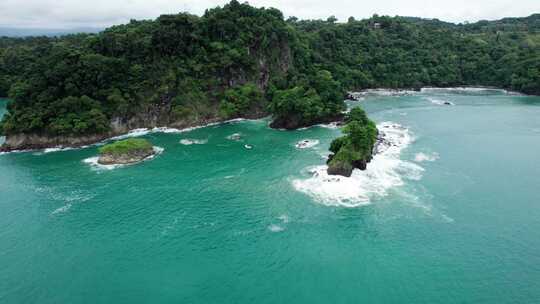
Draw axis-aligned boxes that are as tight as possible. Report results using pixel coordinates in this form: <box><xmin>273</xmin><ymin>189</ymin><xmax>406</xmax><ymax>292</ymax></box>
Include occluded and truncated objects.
<box><xmin>1</xmin><ymin>89</ymin><xmax>540</xmax><ymax>303</ymax></box>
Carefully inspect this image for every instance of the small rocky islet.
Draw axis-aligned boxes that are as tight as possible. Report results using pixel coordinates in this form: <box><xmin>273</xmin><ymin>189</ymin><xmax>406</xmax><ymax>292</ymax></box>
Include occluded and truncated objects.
<box><xmin>97</xmin><ymin>138</ymin><xmax>155</xmax><ymax>165</ymax></box>
<box><xmin>326</xmin><ymin>107</ymin><xmax>379</xmax><ymax>177</ymax></box>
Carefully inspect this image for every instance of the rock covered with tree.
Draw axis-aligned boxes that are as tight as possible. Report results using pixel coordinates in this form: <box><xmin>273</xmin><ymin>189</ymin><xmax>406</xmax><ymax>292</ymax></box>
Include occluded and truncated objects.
<box><xmin>327</xmin><ymin>107</ymin><xmax>378</xmax><ymax>177</ymax></box>
<box><xmin>97</xmin><ymin>138</ymin><xmax>155</xmax><ymax>165</ymax></box>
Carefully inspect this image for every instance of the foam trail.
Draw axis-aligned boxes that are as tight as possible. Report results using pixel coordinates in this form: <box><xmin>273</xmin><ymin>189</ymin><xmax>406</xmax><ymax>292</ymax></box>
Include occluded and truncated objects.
<box><xmin>414</xmin><ymin>152</ymin><xmax>439</xmax><ymax>162</ymax></box>
<box><xmin>51</xmin><ymin>204</ymin><xmax>72</xmax><ymax>215</ymax></box>
<box><xmin>425</xmin><ymin>97</ymin><xmax>455</xmax><ymax>106</ymax></box>
<box><xmin>292</xmin><ymin>122</ymin><xmax>424</xmax><ymax>207</ymax></box>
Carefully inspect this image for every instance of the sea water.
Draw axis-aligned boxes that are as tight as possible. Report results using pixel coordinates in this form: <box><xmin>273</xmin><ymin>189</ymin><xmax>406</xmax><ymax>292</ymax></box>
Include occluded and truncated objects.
<box><xmin>1</xmin><ymin>91</ymin><xmax>540</xmax><ymax>303</ymax></box>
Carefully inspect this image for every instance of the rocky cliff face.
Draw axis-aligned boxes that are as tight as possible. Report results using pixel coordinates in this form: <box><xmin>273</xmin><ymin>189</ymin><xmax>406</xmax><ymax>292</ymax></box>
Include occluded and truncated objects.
<box><xmin>0</xmin><ymin>101</ymin><xmax>265</xmax><ymax>152</ymax></box>
<box><xmin>326</xmin><ymin>153</ymin><xmax>372</xmax><ymax>177</ymax></box>
<box><xmin>0</xmin><ymin>37</ymin><xmax>292</xmax><ymax>152</ymax></box>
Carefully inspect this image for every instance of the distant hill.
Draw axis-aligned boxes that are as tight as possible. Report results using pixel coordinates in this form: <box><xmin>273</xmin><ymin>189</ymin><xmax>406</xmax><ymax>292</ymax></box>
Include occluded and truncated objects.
<box><xmin>0</xmin><ymin>27</ymin><xmax>102</xmax><ymax>37</ymax></box>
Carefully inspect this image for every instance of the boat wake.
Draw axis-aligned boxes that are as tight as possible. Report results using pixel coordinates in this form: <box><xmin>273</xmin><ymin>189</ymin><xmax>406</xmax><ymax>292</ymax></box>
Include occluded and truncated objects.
<box><xmin>292</xmin><ymin>122</ymin><xmax>424</xmax><ymax>207</ymax></box>
<box><xmin>425</xmin><ymin>97</ymin><xmax>455</xmax><ymax>106</ymax></box>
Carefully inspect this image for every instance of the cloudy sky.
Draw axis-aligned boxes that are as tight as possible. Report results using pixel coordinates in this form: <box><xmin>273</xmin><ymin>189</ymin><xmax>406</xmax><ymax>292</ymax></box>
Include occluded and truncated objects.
<box><xmin>1</xmin><ymin>0</ymin><xmax>538</xmax><ymax>29</ymax></box>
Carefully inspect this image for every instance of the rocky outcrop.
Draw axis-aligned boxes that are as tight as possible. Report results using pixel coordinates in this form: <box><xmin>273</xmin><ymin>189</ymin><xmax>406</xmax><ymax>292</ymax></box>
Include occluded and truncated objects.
<box><xmin>326</xmin><ymin>152</ymin><xmax>373</xmax><ymax>177</ymax></box>
<box><xmin>97</xmin><ymin>149</ymin><xmax>155</xmax><ymax>165</ymax></box>
<box><xmin>0</xmin><ymin>133</ymin><xmax>115</xmax><ymax>152</ymax></box>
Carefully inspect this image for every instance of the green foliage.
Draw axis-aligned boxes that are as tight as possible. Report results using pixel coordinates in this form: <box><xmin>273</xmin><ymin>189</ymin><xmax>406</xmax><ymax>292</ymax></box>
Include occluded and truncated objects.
<box><xmin>328</xmin><ymin>106</ymin><xmax>378</xmax><ymax>169</ymax></box>
<box><xmin>0</xmin><ymin>2</ymin><xmax>538</xmax><ymax>137</ymax></box>
<box><xmin>268</xmin><ymin>70</ymin><xmax>345</xmax><ymax>126</ymax></box>
<box><xmin>219</xmin><ymin>83</ymin><xmax>263</xmax><ymax>118</ymax></box>
<box><xmin>98</xmin><ymin>138</ymin><xmax>153</xmax><ymax>155</ymax></box>
<box><xmin>329</xmin><ymin>136</ymin><xmax>347</xmax><ymax>154</ymax></box>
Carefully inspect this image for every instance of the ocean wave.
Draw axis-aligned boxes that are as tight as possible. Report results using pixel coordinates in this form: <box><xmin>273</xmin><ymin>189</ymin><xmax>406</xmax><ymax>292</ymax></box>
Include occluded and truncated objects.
<box><xmin>317</xmin><ymin>122</ymin><xmax>341</xmax><ymax>129</ymax></box>
<box><xmin>83</xmin><ymin>146</ymin><xmax>164</xmax><ymax>170</ymax></box>
<box><xmin>292</xmin><ymin>122</ymin><xmax>424</xmax><ymax>207</ymax></box>
<box><xmin>295</xmin><ymin>139</ymin><xmax>319</xmax><ymax>149</ymax></box>
<box><xmin>180</xmin><ymin>138</ymin><xmax>208</xmax><ymax>145</ymax></box>
<box><xmin>353</xmin><ymin>89</ymin><xmax>418</xmax><ymax>97</ymax></box>
<box><xmin>420</xmin><ymin>87</ymin><xmax>520</xmax><ymax>95</ymax></box>
<box><xmin>109</xmin><ymin>128</ymin><xmax>151</xmax><ymax>140</ymax></box>
<box><xmin>414</xmin><ymin>152</ymin><xmax>439</xmax><ymax>162</ymax></box>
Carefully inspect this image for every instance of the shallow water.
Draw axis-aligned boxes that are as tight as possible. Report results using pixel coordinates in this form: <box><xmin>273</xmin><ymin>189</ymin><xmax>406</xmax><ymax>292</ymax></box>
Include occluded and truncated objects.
<box><xmin>1</xmin><ymin>91</ymin><xmax>540</xmax><ymax>303</ymax></box>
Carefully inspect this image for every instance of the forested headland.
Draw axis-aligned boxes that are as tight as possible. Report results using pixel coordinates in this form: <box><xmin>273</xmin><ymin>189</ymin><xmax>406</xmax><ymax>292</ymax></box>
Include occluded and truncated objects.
<box><xmin>0</xmin><ymin>0</ymin><xmax>538</xmax><ymax>150</ymax></box>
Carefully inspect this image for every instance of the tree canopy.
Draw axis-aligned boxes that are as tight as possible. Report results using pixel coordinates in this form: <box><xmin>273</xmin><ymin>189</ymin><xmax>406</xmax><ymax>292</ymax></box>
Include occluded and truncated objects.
<box><xmin>0</xmin><ymin>2</ymin><xmax>538</xmax><ymax>137</ymax></box>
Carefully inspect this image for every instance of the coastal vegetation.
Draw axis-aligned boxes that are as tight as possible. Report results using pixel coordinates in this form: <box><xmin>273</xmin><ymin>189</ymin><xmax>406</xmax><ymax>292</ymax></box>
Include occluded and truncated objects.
<box><xmin>98</xmin><ymin>138</ymin><xmax>152</xmax><ymax>155</ymax></box>
<box><xmin>327</xmin><ymin>107</ymin><xmax>378</xmax><ymax>176</ymax></box>
<box><xmin>0</xmin><ymin>1</ymin><xmax>538</xmax><ymax>150</ymax></box>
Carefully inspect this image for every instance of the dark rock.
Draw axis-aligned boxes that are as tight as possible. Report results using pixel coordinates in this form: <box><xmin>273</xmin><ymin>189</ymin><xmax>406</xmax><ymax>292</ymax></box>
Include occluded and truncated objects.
<box><xmin>327</xmin><ymin>160</ymin><xmax>353</xmax><ymax>177</ymax></box>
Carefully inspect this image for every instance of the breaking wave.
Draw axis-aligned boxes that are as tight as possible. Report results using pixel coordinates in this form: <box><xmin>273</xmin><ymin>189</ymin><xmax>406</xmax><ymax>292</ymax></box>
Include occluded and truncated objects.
<box><xmin>353</xmin><ymin>89</ymin><xmax>418</xmax><ymax>97</ymax></box>
<box><xmin>420</xmin><ymin>87</ymin><xmax>520</xmax><ymax>95</ymax></box>
<box><xmin>292</xmin><ymin>122</ymin><xmax>424</xmax><ymax>207</ymax></box>
<box><xmin>295</xmin><ymin>139</ymin><xmax>319</xmax><ymax>149</ymax></box>
<box><xmin>180</xmin><ymin>138</ymin><xmax>208</xmax><ymax>145</ymax></box>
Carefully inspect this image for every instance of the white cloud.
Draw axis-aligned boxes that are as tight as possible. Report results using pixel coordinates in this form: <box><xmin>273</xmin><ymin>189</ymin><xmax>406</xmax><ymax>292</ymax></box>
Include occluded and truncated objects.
<box><xmin>0</xmin><ymin>0</ymin><xmax>538</xmax><ymax>29</ymax></box>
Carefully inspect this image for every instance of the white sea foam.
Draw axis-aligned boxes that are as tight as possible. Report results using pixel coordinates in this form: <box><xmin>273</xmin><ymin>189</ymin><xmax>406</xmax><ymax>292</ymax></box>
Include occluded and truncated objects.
<box><xmin>51</xmin><ymin>203</ymin><xmax>72</xmax><ymax>214</ymax></box>
<box><xmin>318</xmin><ymin>122</ymin><xmax>340</xmax><ymax>129</ymax></box>
<box><xmin>226</xmin><ymin>133</ymin><xmax>242</xmax><ymax>141</ymax></box>
<box><xmin>110</xmin><ymin>128</ymin><xmax>151</xmax><ymax>140</ymax></box>
<box><xmin>83</xmin><ymin>146</ymin><xmax>164</xmax><ymax>170</ymax></box>
<box><xmin>420</xmin><ymin>87</ymin><xmax>521</xmax><ymax>95</ymax></box>
<box><xmin>414</xmin><ymin>152</ymin><xmax>439</xmax><ymax>162</ymax></box>
<box><xmin>278</xmin><ymin>214</ymin><xmax>289</xmax><ymax>223</ymax></box>
<box><xmin>295</xmin><ymin>139</ymin><xmax>319</xmax><ymax>149</ymax></box>
<box><xmin>268</xmin><ymin>224</ymin><xmax>285</xmax><ymax>232</ymax></box>
<box><xmin>0</xmin><ymin>149</ymin><xmax>32</xmax><ymax>155</ymax></box>
<box><xmin>180</xmin><ymin>138</ymin><xmax>208</xmax><ymax>145</ymax></box>
<box><xmin>43</xmin><ymin>146</ymin><xmax>77</xmax><ymax>153</ymax></box>
<box><xmin>353</xmin><ymin>89</ymin><xmax>418</xmax><ymax>97</ymax></box>
<box><xmin>292</xmin><ymin>122</ymin><xmax>424</xmax><ymax>207</ymax></box>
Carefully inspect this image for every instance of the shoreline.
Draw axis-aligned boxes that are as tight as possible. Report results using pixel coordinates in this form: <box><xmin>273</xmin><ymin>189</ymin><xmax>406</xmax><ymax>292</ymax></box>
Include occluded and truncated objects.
<box><xmin>0</xmin><ymin>117</ymin><xmax>266</xmax><ymax>154</ymax></box>
<box><xmin>346</xmin><ymin>86</ymin><xmax>531</xmax><ymax>100</ymax></box>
